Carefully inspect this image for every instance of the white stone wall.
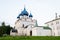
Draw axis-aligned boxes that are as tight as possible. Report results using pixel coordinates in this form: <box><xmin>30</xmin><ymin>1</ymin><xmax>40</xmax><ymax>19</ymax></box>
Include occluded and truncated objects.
<box><xmin>58</xmin><ymin>30</ymin><xmax>60</xmax><ymax>36</ymax></box>
<box><xmin>13</xmin><ymin>16</ymin><xmax>36</xmax><ymax>36</ymax></box>
<box><xmin>32</xmin><ymin>27</ymin><xmax>51</xmax><ymax>36</ymax></box>
<box><xmin>45</xmin><ymin>19</ymin><xmax>60</xmax><ymax>36</ymax></box>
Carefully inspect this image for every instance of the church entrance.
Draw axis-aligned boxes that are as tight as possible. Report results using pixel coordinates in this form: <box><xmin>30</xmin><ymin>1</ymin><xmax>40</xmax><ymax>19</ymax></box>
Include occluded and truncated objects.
<box><xmin>30</xmin><ymin>31</ymin><xmax>32</xmax><ymax>36</ymax></box>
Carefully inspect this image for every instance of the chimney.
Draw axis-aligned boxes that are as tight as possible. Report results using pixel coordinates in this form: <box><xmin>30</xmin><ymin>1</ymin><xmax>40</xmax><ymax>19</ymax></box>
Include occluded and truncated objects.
<box><xmin>59</xmin><ymin>15</ymin><xmax>60</xmax><ymax>18</ymax></box>
<box><xmin>55</xmin><ymin>13</ymin><xmax>58</xmax><ymax>19</ymax></box>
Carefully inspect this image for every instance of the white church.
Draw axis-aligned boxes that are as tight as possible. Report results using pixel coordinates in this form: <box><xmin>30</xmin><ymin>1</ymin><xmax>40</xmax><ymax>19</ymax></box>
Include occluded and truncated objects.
<box><xmin>10</xmin><ymin>7</ymin><xmax>56</xmax><ymax>36</ymax></box>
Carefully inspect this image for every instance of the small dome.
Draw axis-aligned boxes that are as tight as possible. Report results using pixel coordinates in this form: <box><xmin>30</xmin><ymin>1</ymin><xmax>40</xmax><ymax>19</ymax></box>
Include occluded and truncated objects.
<box><xmin>29</xmin><ymin>13</ymin><xmax>33</xmax><ymax>17</ymax></box>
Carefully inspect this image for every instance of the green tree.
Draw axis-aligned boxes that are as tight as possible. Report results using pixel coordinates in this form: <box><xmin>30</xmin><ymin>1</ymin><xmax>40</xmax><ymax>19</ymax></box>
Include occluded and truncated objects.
<box><xmin>1</xmin><ymin>22</ymin><xmax>5</xmax><ymax>27</ymax></box>
<box><xmin>0</xmin><ymin>22</ymin><xmax>12</xmax><ymax>36</ymax></box>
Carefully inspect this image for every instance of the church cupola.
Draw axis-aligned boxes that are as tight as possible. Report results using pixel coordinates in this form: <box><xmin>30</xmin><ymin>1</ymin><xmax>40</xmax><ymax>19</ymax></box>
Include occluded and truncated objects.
<box><xmin>17</xmin><ymin>7</ymin><xmax>29</xmax><ymax>19</ymax></box>
<box><xmin>21</xmin><ymin>7</ymin><xmax>29</xmax><ymax>16</ymax></box>
<box><xmin>29</xmin><ymin>13</ymin><xmax>33</xmax><ymax>17</ymax></box>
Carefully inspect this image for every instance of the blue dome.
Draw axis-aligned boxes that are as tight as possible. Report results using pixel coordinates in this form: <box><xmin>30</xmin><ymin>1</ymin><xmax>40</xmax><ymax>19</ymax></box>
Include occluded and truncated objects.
<box><xmin>21</xmin><ymin>7</ymin><xmax>29</xmax><ymax>16</ymax></box>
<box><xmin>29</xmin><ymin>13</ymin><xmax>33</xmax><ymax>17</ymax></box>
<box><xmin>17</xmin><ymin>7</ymin><xmax>29</xmax><ymax>19</ymax></box>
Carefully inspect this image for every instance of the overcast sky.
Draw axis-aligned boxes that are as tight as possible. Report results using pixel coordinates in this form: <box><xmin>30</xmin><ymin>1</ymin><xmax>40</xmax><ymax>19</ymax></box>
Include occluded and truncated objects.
<box><xmin>0</xmin><ymin>0</ymin><xmax>60</xmax><ymax>27</ymax></box>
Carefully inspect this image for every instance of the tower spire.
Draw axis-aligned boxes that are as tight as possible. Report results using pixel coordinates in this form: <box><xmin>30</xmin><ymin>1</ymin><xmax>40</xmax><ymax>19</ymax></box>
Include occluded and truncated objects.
<box><xmin>24</xmin><ymin>5</ymin><xmax>26</xmax><ymax>10</ymax></box>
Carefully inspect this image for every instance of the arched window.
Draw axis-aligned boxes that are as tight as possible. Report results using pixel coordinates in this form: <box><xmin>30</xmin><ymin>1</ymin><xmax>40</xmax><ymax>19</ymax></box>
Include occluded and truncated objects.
<box><xmin>22</xmin><ymin>24</ymin><xmax>24</xmax><ymax>28</ymax></box>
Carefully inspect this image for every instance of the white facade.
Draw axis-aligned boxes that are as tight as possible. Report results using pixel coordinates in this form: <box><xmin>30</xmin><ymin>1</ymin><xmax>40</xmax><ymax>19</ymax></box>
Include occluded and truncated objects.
<box><xmin>45</xmin><ymin>15</ymin><xmax>60</xmax><ymax>36</ymax></box>
<box><xmin>32</xmin><ymin>27</ymin><xmax>51</xmax><ymax>36</ymax></box>
<box><xmin>10</xmin><ymin>8</ymin><xmax>52</xmax><ymax>36</ymax></box>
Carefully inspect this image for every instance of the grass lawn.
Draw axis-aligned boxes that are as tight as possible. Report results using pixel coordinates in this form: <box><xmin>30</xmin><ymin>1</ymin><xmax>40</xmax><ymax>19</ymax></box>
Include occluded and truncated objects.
<box><xmin>0</xmin><ymin>36</ymin><xmax>60</xmax><ymax>40</ymax></box>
